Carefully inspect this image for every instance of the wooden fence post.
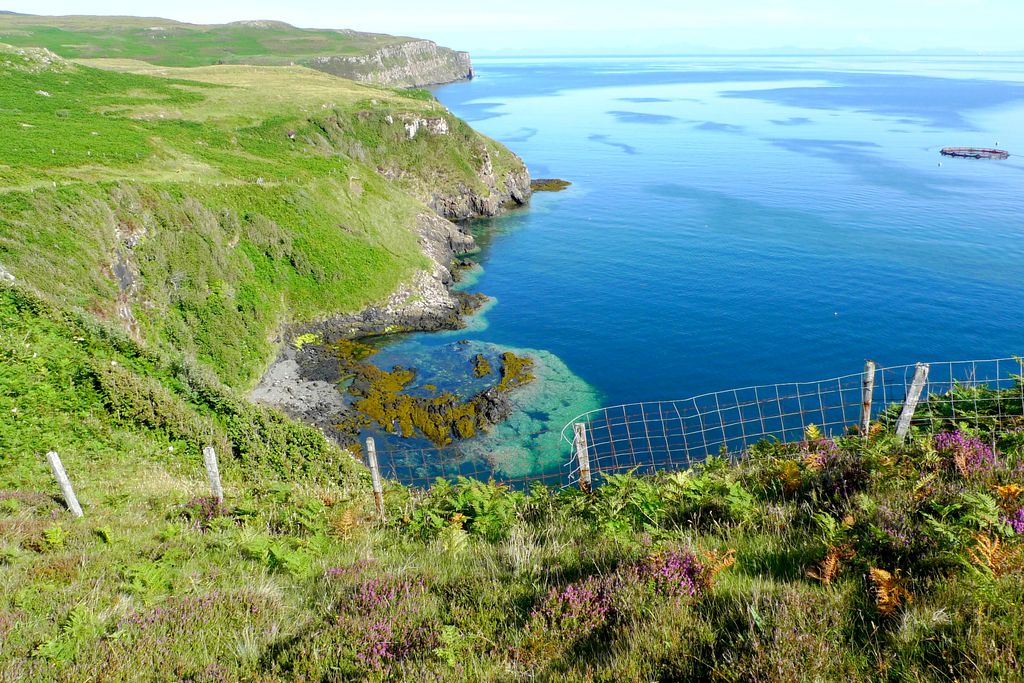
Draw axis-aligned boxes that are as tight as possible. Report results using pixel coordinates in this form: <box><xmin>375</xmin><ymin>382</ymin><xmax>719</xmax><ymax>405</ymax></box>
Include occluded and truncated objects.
<box><xmin>202</xmin><ymin>446</ymin><xmax>223</xmax><ymax>504</ymax></box>
<box><xmin>860</xmin><ymin>359</ymin><xmax>877</xmax><ymax>439</ymax></box>
<box><xmin>45</xmin><ymin>451</ymin><xmax>83</xmax><ymax>518</ymax></box>
<box><xmin>366</xmin><ymin>437</ymin><xmax>385</xmax><ymax>522</ymax></box>
<box><xmin>573</xmin><ymin>423</ymin><xmax>592</xmax><ymax>493</ymax></box>
<box><xmin>896</xmin><ymin>363</ymin><xmax>930</xmax><ymax>439</ymax></box>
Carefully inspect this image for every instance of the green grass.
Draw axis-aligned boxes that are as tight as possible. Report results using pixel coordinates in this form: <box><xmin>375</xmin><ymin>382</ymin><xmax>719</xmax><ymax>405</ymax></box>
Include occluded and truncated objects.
<box><xmin>8</xmin><ymin>24</ymin><xmax>1021</xmax><ymax>683</ymax></box>
<box><xmin>0</xmin><ymin>284</ymin><xmax>365</xmax><ymax>489</ymax></box>
<box><xmin>0</xmin><ymin>15</ymin><xmax>410</xmax><ymax>68</ymax></box>
<box><xmin>2</xmin><ymin>321</ymin><xmax>1022</xmax><ymax>680</ymax></box>
<box><xmin>0</xmin><ymin>45</ymin><xmax>523</xmax><ymax>388</ymax></box>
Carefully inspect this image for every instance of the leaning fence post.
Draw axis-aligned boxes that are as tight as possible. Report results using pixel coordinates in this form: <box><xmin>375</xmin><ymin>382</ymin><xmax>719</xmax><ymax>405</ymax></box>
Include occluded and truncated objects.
<box><xmin>573</xmin><ymin>423</ymin><xmax>592</xmax><ymax>493</ymax></box>
<box><xmin>860</xmin><ymin>359</ymin><xmax>877</xmax><ymax>439</ymax></box>
<box><xmin>202</xmin><ymin>446</ymin><xmax>223</xmax><ymax>504</ymax></box>
<box><xmin>45</xmin><ymin>451</ymin><xmax>83</xmax><ymax>518</ymax></box>
<box><xmin>366</xmin><ymin>438</ymin><xmax>385</xmax><ymax>522</ymax></box>
<box><xmin>896</xmin><ymin>363</ymin><xmax>930</xmax><ymax>439</ymax></box>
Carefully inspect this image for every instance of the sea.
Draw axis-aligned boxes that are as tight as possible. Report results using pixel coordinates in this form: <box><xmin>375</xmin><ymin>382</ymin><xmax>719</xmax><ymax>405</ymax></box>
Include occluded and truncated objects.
<box><xmin>366</xmin><ymin>55</ymin><xmax>1024</xmax><ymax>479</ymax></box>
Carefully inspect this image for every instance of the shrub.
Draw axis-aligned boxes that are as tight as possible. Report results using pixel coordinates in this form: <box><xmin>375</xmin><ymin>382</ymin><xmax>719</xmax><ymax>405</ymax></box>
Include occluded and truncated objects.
<box><xmin>527</xmin><ymin>576</ymin><xmax>612</xmax><ymax>649</ymax></box>
<box><xmin>636</xmin><ymin>549</ymin><xmax>708</xmax><ymax>600</ymax></box>
<box><xmin>1003</xmin><ymin>508</ymin><xmax>1024</xmax><ymax>535</ymax></box>
<box><xmin>407</xmin><ymin>477</ymin><xmax>524</xmax><ymax>541</ymax></box>
<box><xmin>180</xmin><ymin>496</ymin><xmax>230</xmax><ymax>530</ymax></box>
<box><xmin>934</xmin><ymin>430</ymin><xmax>998</xmax><ymax>478</ymax></box>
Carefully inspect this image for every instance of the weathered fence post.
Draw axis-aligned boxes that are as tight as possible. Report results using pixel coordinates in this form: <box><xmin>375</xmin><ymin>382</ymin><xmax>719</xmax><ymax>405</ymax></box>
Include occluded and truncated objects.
<box><xmin>366</xmin><ymin>437</ymin><xmax>385</xmax><ymax>522</ymax></box>
<box><xmin>45</xmin><ymin>451</ymin><xmax>83</xmax><ymax>518</ymax></box>
<box><xmin>896</xmin><ymin>363</ymin><xmax>930</xmax><ymax>439</ymax></box>
<box><xmin>202</xmin><ymin>446</ymin><xmax>223</xmax><ymax>504</ymax></box>
<box><xmin>860</xmin><ymin>359</ymin><xmax>877</xmax><ymax>439</ymax></box>
<box><xmin>573</xmin><ymin>423</ymin><xmax>592</xmax><ymax>493</ymax></box>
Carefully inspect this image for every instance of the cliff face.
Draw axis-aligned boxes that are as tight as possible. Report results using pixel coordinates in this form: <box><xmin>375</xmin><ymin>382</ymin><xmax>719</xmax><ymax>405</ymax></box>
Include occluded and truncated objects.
<box><xmin>307</xmin><ymin>39</ymin><xmax>472</xmax><ymax>88</ymax></box>
<box><xmin>310</xmin><ymin>106</ymin><xmax>532</xmax><ymax>222</ymax></box>
<box><xmin>425</xmin><ymin>145</ymin><xmax>532</xmax><ymax>221</ymax></box>
<box><xmin>0</xmin><ymin>15</ymin><xmax>475</xmax><ymax>87</ymax></box>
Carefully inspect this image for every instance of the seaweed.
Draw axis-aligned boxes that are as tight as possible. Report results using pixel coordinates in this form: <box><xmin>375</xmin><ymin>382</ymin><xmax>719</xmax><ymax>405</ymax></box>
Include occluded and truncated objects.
<box><xmin>473</xmin><ymin>354</ymin><xmax>493</xmax><ymax>378</ymax></box>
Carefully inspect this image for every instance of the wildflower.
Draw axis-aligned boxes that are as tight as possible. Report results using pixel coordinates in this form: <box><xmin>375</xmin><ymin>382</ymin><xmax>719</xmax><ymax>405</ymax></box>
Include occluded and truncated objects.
<box><xmin>1004</xmin><ymin>508</ymin><xmax>1024</xmax><ymax>536</ymax></box>
<box><xmin>351</xmin><ymin>575</ymin><xmax>426</xmax><ymax>613</ymax></box>
<box><xmin>530</xmin><ymin>576</ymin><xmax>611</xmax><ymax>642</ymax></box>
<box><xmin>639</xmin><ymin>550</ymin><xmax>705</xmax><ymax>599</ymax></box>
<box><xmin>934</xmin><ymin>431</ymin><xmax>997</xmax><ymax>477</ymax></box>
<box><xmin>354</xmin><ymin>619</ymin><xmax>437</xmax><ymax>672</ymax></box>
<box><xmin>877</xmin><ymin>506</ymin><xmax>915</xmax><ymax>549</ymax></box>
<box><xmin>802</xmin><ymin>438</ymin><xmax>842</xmax><ymax>471</ymax></box>
<box><xmin>325</xmin><ymin>559</ymin><xmax>374</xmax><ymax>578</ymax></box>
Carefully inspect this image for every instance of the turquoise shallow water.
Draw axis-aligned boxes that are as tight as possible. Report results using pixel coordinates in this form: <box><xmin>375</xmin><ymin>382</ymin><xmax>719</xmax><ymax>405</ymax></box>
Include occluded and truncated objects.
<box><xmin>368</xmin><ymin>56</ymin><xmax>1024</xmax><ymax>474</ymax></box>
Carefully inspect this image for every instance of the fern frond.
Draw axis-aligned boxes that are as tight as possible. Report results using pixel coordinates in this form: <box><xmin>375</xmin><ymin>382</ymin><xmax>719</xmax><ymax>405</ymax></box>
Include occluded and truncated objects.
<box><xmin>701</xmin><ymin>548</ymin><xmax>736</xmax><ymax>587</ymax></box>
<box><xmin>807</xmin><ymin>545</ymin><xmax>854</xmax><ymax>586</ymax></box>
<box><xmin>869</xmin><ymin>567</ymin><xmax>911</xmax><ymax>615</ymax></box>
<box><xmin>969</xmin><ymin>533</ymin><xmax>1018</xmax><ymax>577</ymax></box>
<box><xmin>35</xmin><ymin>605</ymin><xmax>102</xmax><ymax>662</ymax></box>
<box><xmin>994</xmin><ymin>484</ymin><xmax>1024</xmax><ymax>512</ymax></box>
<box><xmin>330</xmin><ymin>507</ymin><xmax>356</xmax><ymax>539</ymax></box>
<box><xmin>778</xmin><ymin>460</ymin><xmax>802</xmax><ymax>494</ymax></box>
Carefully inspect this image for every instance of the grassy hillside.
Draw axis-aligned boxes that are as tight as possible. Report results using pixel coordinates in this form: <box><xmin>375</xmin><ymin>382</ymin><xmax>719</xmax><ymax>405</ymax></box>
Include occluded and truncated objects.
<box><xmin>0</xmin><ymin>14</ymin><xmax>473</xmax><ymax>88</ymax></box>
<box><xmin>0</xmin><ymin>15</ymin><xmax>408</xmax><ymax>67</ymax></box>
<box><xmin>3</xmin><ymin>23</ymin><xmax>1021</xmax><ymax>683</ymax></box>
<box><xmin>0</xmin><ymin>45</ymin><xmax>519</xmax><ymax>388</ymax></box>
<box><xmin>2</xmin><ymin>310</ymin><xmax>1022</xmax><ymax>680</ymax></box>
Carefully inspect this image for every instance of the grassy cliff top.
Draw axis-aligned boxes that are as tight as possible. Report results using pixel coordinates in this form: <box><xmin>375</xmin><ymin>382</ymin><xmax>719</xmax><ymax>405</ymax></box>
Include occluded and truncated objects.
<box><xmin>0</xmin><ymin>44</ymin><xmax>521</xmax><ymax>388</ymax></box>
<box><xmin>0</xmin><ymin>13</ymin><xmax>415</xmax><ymax>67</ymax></box>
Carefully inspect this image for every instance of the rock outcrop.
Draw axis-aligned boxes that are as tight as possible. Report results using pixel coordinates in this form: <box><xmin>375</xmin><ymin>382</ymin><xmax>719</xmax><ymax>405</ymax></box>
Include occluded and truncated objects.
<box><xmin>252</xmin><ymin>211</ymin><xmax>479</xmax><ymax>436</ymax></box>
<box><xmin>427</xmin><ymin>148</ymin><xmax>532</xmax><ymax>221</ymax></box>
<box><xmin>308</xmin><ymin>39</ymin><xmax>472</xmax><ymax>88</ymax></box>
<box><xmin>300</xmin><ymin>212</ymin><xmax>476</xmax><ymax>340</ymax></box>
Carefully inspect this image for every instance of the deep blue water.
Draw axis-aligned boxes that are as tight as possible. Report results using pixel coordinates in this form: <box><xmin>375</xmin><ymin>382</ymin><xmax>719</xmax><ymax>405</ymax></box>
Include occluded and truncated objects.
<box><xmin>368</xmin><ymin>56</ymin><xmax>1024</xmax><ymax>474</ymax></box>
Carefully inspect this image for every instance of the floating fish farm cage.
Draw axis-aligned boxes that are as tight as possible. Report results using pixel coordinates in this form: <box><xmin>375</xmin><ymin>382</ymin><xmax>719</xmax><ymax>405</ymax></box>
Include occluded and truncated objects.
<box><xmin>940</xmin><ymin>147</ymin><xmax>1010</xmax><ymax>159</ymax></box>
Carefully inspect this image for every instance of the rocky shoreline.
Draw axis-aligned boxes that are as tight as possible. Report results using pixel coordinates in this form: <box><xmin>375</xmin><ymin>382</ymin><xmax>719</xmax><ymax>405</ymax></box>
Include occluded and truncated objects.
<box><xmin>252</xmin><ymin>171</ymin><xmax>533</xmax><ymax>447</ymax></box>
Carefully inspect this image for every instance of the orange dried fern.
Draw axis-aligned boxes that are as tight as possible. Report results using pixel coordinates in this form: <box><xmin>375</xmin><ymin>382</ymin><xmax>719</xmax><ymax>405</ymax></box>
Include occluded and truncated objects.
<box><xmin>994</xmin><ymin>484</ymin><xmax>1023</xmax><ymax>513</ymax></box>
<box><xmin>807</xmin><ymin>545</ymin><xmax>854</xmax><ymax>586</ymax></box>
<box><xmin>952</xmin><ymin>451</ymin><xmax>971</xmax><ymax>479</ymax></box>
<box><xmin>969</xmin><ymin>533</ymin><xmax>1020</xmax><ymax>578</ymax></box>
<box><xmin>778</xmin><ymin>460</ymin><xmax>803</xmax><ymax>494</ymax></box>
<box><xmin>329</xmin><ymin>507</ymin><xmax>357</xmax><ymax>539</ymax></box>
<box><xmin>701</xmin><ymin>548</ymin><xmax>737</xmax><ymax>588</ymax></box>
<box><xmin>868</xmin><ymin>567</ymin><xmax>912</xmax><ymax>615</ymax></box>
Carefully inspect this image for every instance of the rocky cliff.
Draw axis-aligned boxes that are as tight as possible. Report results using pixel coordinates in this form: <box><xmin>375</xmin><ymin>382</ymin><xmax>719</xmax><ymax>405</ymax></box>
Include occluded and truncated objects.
<box><xmin>250</xmin><ymin>211</ymin><xmax>479</xmax><ymax>439</ymax></box>
<box><xmin>0</xmin><ymin>14</ymin><xmax>475</xmax><ymax>88</ymax></box>
<box><xmin>311</xmin><ymin>106</ymin><xmax>532</xmax><ymax>222</ymax></box>
<box><xmin>308</xmin><ymin>39</ymin><xmax>472</xmax><ymax>88</ymax></box>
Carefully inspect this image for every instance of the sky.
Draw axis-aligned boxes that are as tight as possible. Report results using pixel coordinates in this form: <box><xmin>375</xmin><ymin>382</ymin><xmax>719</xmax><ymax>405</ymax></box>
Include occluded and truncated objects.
<box><xmin>5</xmin><ymin>1</ymin><xmax>1024</xmax><ymax>54</ymax></box>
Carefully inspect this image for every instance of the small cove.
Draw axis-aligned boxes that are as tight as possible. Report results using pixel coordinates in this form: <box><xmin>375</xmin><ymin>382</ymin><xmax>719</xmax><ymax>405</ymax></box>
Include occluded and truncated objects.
<box><xmin>358</xmin><ymin>55</ymin><xmax>1024</xmax><ymax>479</ymax></box>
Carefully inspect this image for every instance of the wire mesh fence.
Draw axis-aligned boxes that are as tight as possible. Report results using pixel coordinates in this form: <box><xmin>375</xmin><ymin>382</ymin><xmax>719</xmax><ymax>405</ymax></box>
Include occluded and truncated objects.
<box><xmin>364</xmin><ymin>356</ymin><xmax>1024</xmax><ymax>491</ymax></box>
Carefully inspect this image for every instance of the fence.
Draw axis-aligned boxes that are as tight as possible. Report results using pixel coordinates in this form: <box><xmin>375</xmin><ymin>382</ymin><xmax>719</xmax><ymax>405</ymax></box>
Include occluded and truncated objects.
<box><xmin>558</xmin><ymin>357</ymin><xmax>1024</xmax><ymax>489</ymax></box>
<box><xmin>42</xmin><ymin>356</ymin><xmax>1024</xmax><ymax>520</ymax></box>
<box><xmin>359</xmin><ymin>357</ymin><xmax>1024</xmax><ymax>499</ymax></box>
